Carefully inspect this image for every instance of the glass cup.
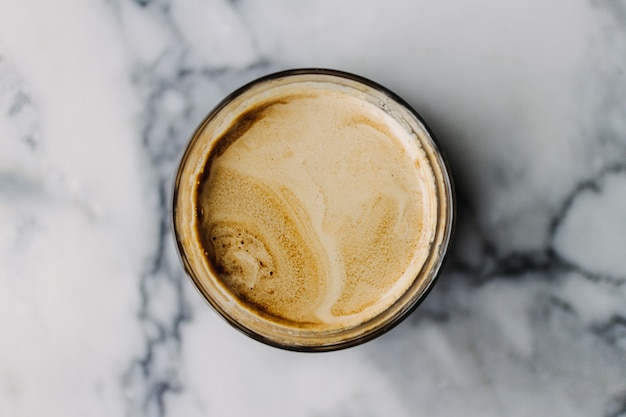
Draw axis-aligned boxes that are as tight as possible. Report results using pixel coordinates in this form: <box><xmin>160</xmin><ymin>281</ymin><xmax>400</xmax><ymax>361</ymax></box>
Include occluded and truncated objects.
<box><xmin>172</xmin><ymin>69</ymin><xmax>454</xmax><ymax>351</ymax></box>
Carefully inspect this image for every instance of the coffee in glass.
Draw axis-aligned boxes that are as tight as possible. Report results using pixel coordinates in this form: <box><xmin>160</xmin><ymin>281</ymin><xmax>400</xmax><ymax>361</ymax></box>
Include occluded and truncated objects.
<box><xmin>172</xmin><ymin>69</ymin><xmax>454</xmax><ymax>351</ymax></box>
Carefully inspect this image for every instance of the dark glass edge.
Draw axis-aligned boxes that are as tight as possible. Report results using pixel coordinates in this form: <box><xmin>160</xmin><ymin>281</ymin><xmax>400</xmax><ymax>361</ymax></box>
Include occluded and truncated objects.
<box><xmin>170</xmin><ymin>68</ymin><xmax>457</xmax><ymax>353</ymax></box>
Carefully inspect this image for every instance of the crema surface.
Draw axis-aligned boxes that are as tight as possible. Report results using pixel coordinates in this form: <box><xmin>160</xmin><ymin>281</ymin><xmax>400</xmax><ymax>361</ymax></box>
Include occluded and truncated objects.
<box><xmin>194</xmin><ymin>87</ymin><xmax>438</xmax><ymax>330</ymax></box>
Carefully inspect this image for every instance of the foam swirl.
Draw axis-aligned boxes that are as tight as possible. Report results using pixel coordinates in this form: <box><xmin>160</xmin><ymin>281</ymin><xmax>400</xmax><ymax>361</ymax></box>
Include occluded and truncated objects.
<box><xmin>194</xmin><ymin>88</ymin><xmax>437</xmax><ymax>329</ymax></box>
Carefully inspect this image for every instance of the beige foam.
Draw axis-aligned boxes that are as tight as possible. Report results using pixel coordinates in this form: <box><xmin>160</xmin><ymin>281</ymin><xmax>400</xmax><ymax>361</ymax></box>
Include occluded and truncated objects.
<box><xmin>193</xmin><ymin>87</ymin><xmax>438</xmax><ymax>331</ymax></box>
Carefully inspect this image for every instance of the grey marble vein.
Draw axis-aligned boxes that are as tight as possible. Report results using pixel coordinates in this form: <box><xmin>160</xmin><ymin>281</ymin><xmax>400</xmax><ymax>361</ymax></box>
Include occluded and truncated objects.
<box><xmin>110</xmin><ymin>1</ymin><xmax>270</xmax><ymax>415</ymax></box>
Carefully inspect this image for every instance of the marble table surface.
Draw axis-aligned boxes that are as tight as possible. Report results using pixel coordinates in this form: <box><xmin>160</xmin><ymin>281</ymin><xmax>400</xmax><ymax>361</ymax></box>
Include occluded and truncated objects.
<box><xmin>1</xmin><ymin>1</ymin><xmax>625</xmax><ymax>416</ymax></box>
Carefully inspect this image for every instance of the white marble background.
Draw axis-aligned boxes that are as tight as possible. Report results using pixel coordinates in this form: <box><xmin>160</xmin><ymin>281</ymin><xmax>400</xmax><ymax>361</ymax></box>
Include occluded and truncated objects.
<box><xmin>1</xmin><ymin>0</ymin><xmax>625</xmax><ymax>416</ymax></box>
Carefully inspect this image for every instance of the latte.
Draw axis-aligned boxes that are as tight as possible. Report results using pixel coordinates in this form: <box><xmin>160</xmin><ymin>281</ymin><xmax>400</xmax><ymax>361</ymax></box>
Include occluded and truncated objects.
<box><xmin>173</xmin><ymin>70</ymin><xmax>454</xmax><ymax>350</ymax></box>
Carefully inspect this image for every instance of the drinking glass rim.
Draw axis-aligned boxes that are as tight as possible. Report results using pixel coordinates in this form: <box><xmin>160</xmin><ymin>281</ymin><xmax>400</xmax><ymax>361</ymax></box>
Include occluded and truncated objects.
<box><xmin>171</xmin><ymin>68</ymin><xmax>456</xmax><ymax>352</ymax></box>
